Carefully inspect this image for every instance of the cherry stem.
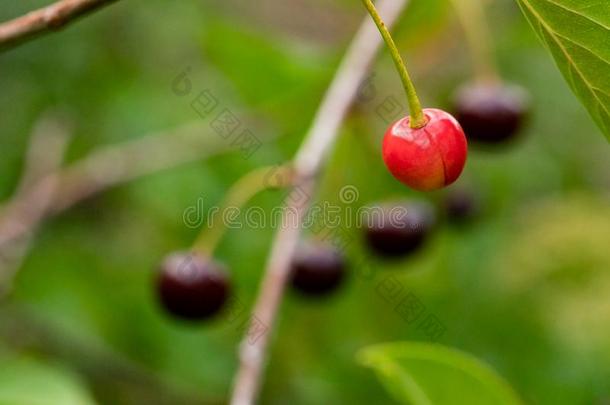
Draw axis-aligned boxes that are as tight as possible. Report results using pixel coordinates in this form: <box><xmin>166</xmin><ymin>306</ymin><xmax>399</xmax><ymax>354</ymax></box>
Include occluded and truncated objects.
<box><xmin>361</xmin><ymin>0</ymin><xmax>426</xmax><ymax>128</ymax></box>
<box><xmin>193</xmin><ymin>165</ymin><xmax>294</xmax><ymax>256</ymax></box>
<box><xmin>451</xmin><ymin>0</ymin><xmax>499</xmax><ymax>84</ymax></box>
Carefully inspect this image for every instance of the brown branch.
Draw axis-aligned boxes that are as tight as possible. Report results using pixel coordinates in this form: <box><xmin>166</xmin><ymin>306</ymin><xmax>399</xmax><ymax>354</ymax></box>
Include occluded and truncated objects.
<box><xmin>229</xmin><ymin>0</ymin><xmax>410</xmax><ymax>403</ymax></box>
<box><xmin>0</xmin><ymin>120</ymin><xmax>267</xmax><ymax>294</ymax></box>
<box><xmin>0</xmin><ymin>0</ymin><xmax>119</xmax><ymax>51</ymax></box>
<box><xmin>14</xmin><ymin>110</ymin><xmax>73</xmax><ymax>194</ymax></box>
<box><xmin>0</xmin><ymin>121</ymin><xmax>242</xmax><ymax>249</ymax></box>
<box><xmin>0</xmin><ymin>111</ymin><xmax>72</xmax><ymax>295</ymax></box>
<box><xmin>50</xmin><ymin>121</ymin><xmax>238</xmax><ymax>213</ymax></box>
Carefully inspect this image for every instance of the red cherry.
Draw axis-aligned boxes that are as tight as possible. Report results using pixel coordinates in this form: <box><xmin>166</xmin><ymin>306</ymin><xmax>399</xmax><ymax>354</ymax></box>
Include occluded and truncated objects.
<box><xmin>382</xmin><ymin>108</ymin><xmax>468</xmax><ymax>191</ymax></box>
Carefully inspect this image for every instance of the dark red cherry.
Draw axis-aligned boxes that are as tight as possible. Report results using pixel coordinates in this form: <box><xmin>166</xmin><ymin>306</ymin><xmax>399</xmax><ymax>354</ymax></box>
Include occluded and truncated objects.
<box><xmin>364</xmin><ymin>200</ymin><xmax>435</xmax><ymax>259</ymax></box>
<box><xmin>453</xmin><ymin>82</ymin><xmax>529</xmax><ymax>144</ymax></box>
<box><xmin>290</xmin><ymin>241</ymin><xmax>346</xmax><ymax>296</ymax></box>
<box><xmin>157</xmin><ymin>252</ymin><xmax>230</xmax><ymax>321</ymax></box>
<box><xmin>443</xmin><ymin>188</ymin><xmax>480</xmax><ymax>224</ymax></box>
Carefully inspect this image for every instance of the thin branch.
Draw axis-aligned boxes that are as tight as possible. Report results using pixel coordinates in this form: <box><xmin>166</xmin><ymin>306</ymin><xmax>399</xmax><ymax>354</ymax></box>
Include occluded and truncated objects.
<box><xmin>0</xmin><ymin>120</ymin><xmax>269</xmax><ymax>293</ymax></box>
<box><xmin>14</xmin><ymin>110</ymin><xmax>73</xmax><ymax>194</ymax></box>
<box><xmin>50</xmin><ymin>121</ymin><xmax>240</xmax><ymax>213</ymax></box>
<box><xmin>229</xmin><ymin>0</ymin><xmax>410</xmax><ymax>403</ymax></box>
<box><xmin>0</xmin><ymin>111</ymin><xmax>72</xmax><ymax>296</ymax></box>
<box><xmin>0</xmin><ymin>0</ymin><xmax>119</xmax><ymax>51</ymax></box>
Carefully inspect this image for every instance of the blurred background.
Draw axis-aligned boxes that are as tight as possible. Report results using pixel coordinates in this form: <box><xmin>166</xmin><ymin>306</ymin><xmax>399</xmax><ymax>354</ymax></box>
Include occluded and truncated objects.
<box><xmin>0</xmin><ymin>0</ymin><xmax>609</xmax><ymax>404</ymax></box>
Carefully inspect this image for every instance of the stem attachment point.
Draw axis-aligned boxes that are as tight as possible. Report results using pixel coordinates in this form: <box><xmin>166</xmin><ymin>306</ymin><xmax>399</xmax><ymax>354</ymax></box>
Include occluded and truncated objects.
<box><xmin>193</xmin><ymin>165</ymin><xmax>294</xmax><ymax>256</ymax></box>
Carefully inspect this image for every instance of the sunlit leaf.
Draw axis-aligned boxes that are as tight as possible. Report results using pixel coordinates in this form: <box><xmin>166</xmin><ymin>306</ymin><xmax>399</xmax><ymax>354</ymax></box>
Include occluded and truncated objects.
<box><xmin>358</xmin><ymin>342</ymin><xmax>522</xmax><ymax>405</ymax></box>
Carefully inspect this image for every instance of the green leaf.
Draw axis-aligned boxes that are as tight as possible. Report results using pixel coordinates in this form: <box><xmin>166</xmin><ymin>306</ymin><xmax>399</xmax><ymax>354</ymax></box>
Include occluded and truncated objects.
<box><xmin>516</xmin><ymin>0</ymin><xmax>610</xmax><ymax>141</ymax></box>
<box><xmin>0</xmin><ymin>357</ymin><xmax>97</xmax><ymax>405</ymax></box>
<box><xmin>357</xmin><ymin>342</ymin><xmax>522</xmax><ymax>405</ymax></box>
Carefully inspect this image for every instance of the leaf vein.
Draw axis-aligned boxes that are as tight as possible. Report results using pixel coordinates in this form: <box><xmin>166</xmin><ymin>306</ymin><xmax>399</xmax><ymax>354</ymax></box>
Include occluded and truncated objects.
<box><xmin>554</xmin><ymin>32</ymin><xmax>610</xmax><ymax>69</ymax></box>
<box><xmin>538</xmin><ymin>0</ymin><xmax>610</xmax><ymax>31</ymax></box>
<box><xmin>520</xmin><ymin>0</ymin><xmax>610</xmax><ymax>122</ymax></box>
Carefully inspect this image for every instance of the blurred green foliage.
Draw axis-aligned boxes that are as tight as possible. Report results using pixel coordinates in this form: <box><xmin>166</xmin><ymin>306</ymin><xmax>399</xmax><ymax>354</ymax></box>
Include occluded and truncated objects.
<box><xmin>0</xmin><ymin>0</ymin><xmax>609</xmax><ymax>404</ymax></box>
<box><xmin>0</xmin><ymin>356</ymin><xmax>96</xmax><ymax>405</ymax></box>
<box><xmin>358</xmin><ymin>342</ymin><xmax>522</xmax><ymax>404</ymax></box>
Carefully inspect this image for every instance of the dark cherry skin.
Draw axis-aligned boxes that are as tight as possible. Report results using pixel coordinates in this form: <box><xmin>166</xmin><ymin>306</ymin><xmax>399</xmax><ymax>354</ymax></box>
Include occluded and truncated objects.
<box><xmin>290</xmin><ymin>241</ymin><xmax>346</xmax><ymax>296</ymax></box>
<box><xmin>157</xmin><ymin>252</ymin><xmax>230</xmax><ymax>321</ymax></box>
<box><xmin>365</xmin><ymin>200</ymin><xmax>436</xmax><ymax>259</ymax></box>
<box><xmin>443</xmin><ymin>188</ymin><xmax>480</xmax><ymax>224</ymax></box>
<box><xmin>382</xmin><ymin>108</ymin><xmax>468</xmax><ymax>191</ymax></box>
<box><xmin>453</xmin><ymin>82</ymin><xmax>529</xmax><ymax>144</ymax></box>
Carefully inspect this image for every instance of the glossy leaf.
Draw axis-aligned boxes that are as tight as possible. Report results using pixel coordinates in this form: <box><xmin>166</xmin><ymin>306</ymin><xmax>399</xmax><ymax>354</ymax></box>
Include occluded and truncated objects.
<box><xmin>358</xmin><ymin>342</ymin><xmax>522</xmax><ymax>405</ymax></box>
<box><xmin>516</xmin><ymin>0</ymin><xmax>610</xmax><ymax>140</ymax></box>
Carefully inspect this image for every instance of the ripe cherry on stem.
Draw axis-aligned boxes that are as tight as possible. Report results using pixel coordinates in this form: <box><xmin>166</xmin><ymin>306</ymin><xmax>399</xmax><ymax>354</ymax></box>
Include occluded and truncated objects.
<box><xmin>383</xmin><ymin>109</ymin><xmax>468</xmax><ymax>191</ymax></box>
<box><xmin>362</xmin><ymin>0</ymin><xmax>467</xmax><ymax>191</ymax></box>
<box><xmin>157</xmin><ymin>252</ymin><xmax>230</xmax><ymax>321</ymax></box>
<box><xmin>290</xmin><ymin>240</ymin><xmax>347</xmax><ymax>297</ymax></box>
<box><xmin>453</xmin><ymin>82</ymin><xmax>529</xmax><ymax>144</ymax></box>
<box><xmin>156</xmin><ymin>165</ymin><xmax>294</xmax><ymax>321</ymax></box>
<box><xmin>450</xmin><ymin>0</ymin><xmax>530</xmax><ymax>144</ymax></box>
<box><xmin>364</xmin><ymin>200</ymin><xmax>436</xmax><ymax>259</ymax></box>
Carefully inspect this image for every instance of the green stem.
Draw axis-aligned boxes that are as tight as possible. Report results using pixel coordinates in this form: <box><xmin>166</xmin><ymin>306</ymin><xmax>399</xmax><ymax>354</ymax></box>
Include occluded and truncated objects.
<box><xmin>361</xmin><ymin>0</ymin><xmax>427</xmax><ymax>128</ymax></box>
<box><xmin>451</xmin><ymin>0</ymin><xmax>499</xmax><ymax>84</ymax></box>
<box><xmin>192</xmin><ymin>165</ymin><xmax>294</xmax><ymax>256</ymax></box>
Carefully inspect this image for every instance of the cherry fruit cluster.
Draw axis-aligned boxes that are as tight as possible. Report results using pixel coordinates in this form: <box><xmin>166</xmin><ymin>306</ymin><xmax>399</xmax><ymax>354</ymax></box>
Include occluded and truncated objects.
<box><xmin>153</xmin><ymin>0</ymin><xmax>527</xmax><ymax>323</ymax></box>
